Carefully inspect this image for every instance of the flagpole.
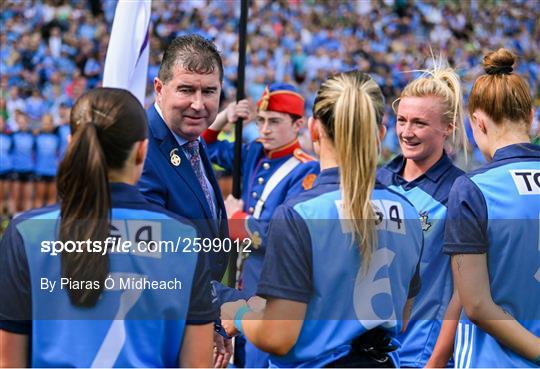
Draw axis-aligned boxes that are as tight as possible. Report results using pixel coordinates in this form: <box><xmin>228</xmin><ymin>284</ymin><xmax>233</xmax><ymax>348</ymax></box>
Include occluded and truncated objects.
<box><xmin>228</xmin><ymin>0</ymin><xmax>249</xmax><ymax>288</ymax></box>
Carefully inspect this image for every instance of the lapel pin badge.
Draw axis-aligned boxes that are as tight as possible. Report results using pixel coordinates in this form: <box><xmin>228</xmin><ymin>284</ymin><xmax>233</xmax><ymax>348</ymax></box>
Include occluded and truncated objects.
<box><xmin>170</xmin><ymin>148</ymin><xmax>181</xmax><ymax>167</ymax></box>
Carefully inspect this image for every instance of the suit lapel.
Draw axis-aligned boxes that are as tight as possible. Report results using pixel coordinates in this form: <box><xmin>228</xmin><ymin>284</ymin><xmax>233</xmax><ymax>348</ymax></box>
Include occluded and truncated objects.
<box><xmin>148</xmin><ymin>106</ymin><xmax>215</xmax><ymax>219</ymax></box>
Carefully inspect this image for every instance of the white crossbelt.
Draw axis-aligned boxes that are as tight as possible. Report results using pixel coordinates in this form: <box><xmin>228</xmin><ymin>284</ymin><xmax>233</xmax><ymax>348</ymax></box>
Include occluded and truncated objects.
<box><xmin>253</xmin><ymin>156</ymin><xmax>300</xmax><ymax>219</ymax></box>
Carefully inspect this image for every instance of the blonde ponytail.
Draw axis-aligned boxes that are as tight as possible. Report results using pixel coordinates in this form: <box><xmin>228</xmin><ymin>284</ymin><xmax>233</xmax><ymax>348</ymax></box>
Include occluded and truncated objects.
<box><xmin>313</xmin><ymin>71</ymin><xmax>384</xmax><ymax>267</ymax></box>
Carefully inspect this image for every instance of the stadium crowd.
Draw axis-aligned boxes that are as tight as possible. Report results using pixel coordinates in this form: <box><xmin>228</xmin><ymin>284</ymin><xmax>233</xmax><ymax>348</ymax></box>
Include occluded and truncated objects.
<box><xmin>0</xmin><ymin>0</ymin><xmax>539</xmax><ymax>220</ymax></box>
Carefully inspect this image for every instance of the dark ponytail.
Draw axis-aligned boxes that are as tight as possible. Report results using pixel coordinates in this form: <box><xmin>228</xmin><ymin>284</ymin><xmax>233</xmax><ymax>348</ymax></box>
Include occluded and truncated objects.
<box><xmin>57</xmin><ymin>88</ymin><xmax>147</xmax><ymax>307</ymax></box>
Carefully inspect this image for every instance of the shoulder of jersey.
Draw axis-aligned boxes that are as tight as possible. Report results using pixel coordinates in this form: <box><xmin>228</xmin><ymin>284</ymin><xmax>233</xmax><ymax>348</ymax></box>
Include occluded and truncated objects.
<box><xmin>293</xmin><ymin>148</ymin><xmax>316</xmax><ymax>163</ymax></box>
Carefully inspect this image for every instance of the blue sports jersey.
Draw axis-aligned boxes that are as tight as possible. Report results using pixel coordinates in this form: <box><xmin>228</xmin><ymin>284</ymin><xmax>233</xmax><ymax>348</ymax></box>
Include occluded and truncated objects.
<box><xmin>0</xmin><ymin>183</ymin><xmax>216</xmax><ymax>367</ymax></box>
<box><xmin>11</xmin><ymin>130</ymin><xmax>34</xmax><ymax>173</ymax></box>
<box><xmin>257</xmin><ymin>167</ymin><xmax>423</xmax><ymax>368</ymax></box>
<box><xmin>0</xmin><ymin>132</ymin><xmax>12</xmax><ymax>174</ymax></box>
<box><xmin>58</xmin><ymin>124</ymin><xmax>70</xmax><ymax>158</ymax></box>
<box><xmin>204</xmin><ymin>133</ymin><xmax>319</xmax><ymax>367</ymax></box>
<box><xmin>205</xmin><ymin>135</ymin><xmax>319</xmax><ymax>298</ymax></box>
<box><xmin>35</xmin><ymin>132</ymin><xmax>59</xmax><ymax>177</ymax></box>
<box><xmin>377</xmin><ymin>152</ymin><xmax>463</xmax><ymax>367</ymax></box>
<box><xmin>444</xmin><ymin>143</ymin><xmax>540</xmax><ymax>368</ymax></box>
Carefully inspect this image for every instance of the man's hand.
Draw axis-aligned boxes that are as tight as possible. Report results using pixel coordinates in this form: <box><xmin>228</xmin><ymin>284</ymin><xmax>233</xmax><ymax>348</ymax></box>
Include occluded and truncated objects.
<box><xmin>213</xmin><ymin>331</ymin><xmax>233</xmax><ymax>368</ymax></box>
<box><xmin>226</xmin><ymin>99</ymin><xmax>255</xmax><ymax>124</ymax></box>
<box><xmin>224</xmin><ymin>194</ymin><xmax>244</xmax><ymax>219</ymax></box>
<box><xmin>221</xmin><ymin>299</ymin><xmax>249</xmax><ymax>337</ymax></box>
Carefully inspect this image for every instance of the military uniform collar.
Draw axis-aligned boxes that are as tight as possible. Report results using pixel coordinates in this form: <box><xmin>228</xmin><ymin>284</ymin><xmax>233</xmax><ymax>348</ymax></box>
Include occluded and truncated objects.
<box><xmin>262</xmin><ymin>139</ymin><xmax>301</xmax><ymax>159</ymax></box>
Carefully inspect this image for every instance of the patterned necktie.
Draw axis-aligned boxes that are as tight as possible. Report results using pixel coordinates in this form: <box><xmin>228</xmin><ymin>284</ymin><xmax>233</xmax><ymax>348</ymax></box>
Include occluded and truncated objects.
<box><xmin>184</xmin><ymin>140</ymin><xmax>216</xmax><ymax>217</ymax></box>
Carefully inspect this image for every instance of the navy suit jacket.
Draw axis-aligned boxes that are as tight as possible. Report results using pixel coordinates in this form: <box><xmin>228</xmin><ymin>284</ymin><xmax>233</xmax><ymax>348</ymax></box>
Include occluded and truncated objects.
<box><xmin>138</xmin><ymin>105</ymin><xmax>229</xmax><ymax>280</ymax></box>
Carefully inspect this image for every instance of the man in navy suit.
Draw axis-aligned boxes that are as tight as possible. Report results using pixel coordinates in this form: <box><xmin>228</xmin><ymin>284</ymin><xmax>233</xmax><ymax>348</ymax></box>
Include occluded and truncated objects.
<box><xmin>138</xmin><ymin>34</ymin><xmax>231</xmax><ymax>367</ymax></box>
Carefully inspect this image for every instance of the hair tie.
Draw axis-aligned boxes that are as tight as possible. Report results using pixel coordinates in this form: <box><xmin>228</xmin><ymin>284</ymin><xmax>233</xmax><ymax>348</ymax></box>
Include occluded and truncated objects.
<box><xmin>486</xmin><ymin>66</ymin><xmax>513</xmax><ymax>75</ymax></box>
<box><xmin>92</xmin><ymin>109</ymin><xmax>108</xmax><ymax>119</ymax></box>
<box><xmin>84</xmin><ymin>121</ymin><xmax>102</xmax><ymax>135</ymax></box>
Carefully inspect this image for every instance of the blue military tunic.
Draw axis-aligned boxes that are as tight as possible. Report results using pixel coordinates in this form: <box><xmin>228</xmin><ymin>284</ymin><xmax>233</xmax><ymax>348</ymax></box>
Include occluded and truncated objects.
<box><xmin>444</xmin><ymin>143</ymin><xmax>540</xmax><ymax>368</ymax></box>
<box><xmin>377</xmin><ymin>152</ymin><xmax>463</xmax><ymax>367</ymax></box>
<box><xmin>0</xmin><ymin>183</ymin><xmax>216</xmax><ymax>367</ymax></box>
<box><xmin>257</xmin><ymin>168</ymin><xmax>423</xmax><ymax>367</ymax></box>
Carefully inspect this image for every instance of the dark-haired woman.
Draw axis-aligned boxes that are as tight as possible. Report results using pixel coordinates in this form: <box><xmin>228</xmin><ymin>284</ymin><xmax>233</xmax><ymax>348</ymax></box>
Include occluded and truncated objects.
<box><xmin>0</xmin><ymin>88</ymin><xmax>215</xmax><ymax>367</ymax></box>
<box><xmin>444</xmin><ymin>48</ymin><xmax>540</xmax><ymax>367</ymax></box>
<box><xmin>220</xmin><ymin>71</ymin><xmax>423</xmax><ymax>367</ymax></box>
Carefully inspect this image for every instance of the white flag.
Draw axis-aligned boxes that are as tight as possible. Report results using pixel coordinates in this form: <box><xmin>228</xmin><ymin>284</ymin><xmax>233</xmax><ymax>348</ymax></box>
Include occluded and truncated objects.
<box><xmin>103</xmin><ymin>0</ymin><xmax>151</xmax><ymax>106</ymax></box>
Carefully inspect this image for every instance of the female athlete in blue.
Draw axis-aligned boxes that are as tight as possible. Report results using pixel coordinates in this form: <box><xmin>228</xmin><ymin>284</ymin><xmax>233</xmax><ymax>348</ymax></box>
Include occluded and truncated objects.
<box><xmin>377</xmin><ymin>61</ymin><xmax>468</xmax><ymax>368</ymax></box>
<box><xmin>0</xmin><ymin>88</ymin><xmax>216</xmax><ymax>367</ymax></box>
<box><xmin>444</xmin><ymin>48</ymin><xmax>540</xmax><ymax>368</ymax></box>
<box><xmin>221</xmin><ymin>71</ymin><xmax>423</xmax><ymax>367</ymax></box>
<box><xmin>34</xmin><ymin>113</ymin><xmax>59</xmax><ymax>208</ymax></box>
<box><xmin>10</xmin><ymin>109</ymin><xmax>34</xmax><ymax>213</ymax></box>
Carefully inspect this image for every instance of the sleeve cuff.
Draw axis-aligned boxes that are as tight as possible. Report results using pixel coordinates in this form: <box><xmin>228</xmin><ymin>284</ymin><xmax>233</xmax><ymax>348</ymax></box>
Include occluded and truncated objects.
<box><xmin>0</xmin><ymin>320</ymin><xmax>31</xmax><ymax>335</ymax></box>
<box><xmin>201</xmin><ymin>129</ymin><xmax>220</xmax><ymax>144</ymax></box>
<box><xmin>443</xmin><ymin>243</ymin><xmax>487</xmax><ymax>255</ymax></box>
<box><xmin>229</xmin><ymin>211</ymin><xmax>250</xmax><ymax>240</ymax></box>
<box><xmin>257</xmin><ymin>283</ymin><xmax>312</xmax><ymax>304</ymax></box>
<box><xmin>186</xmin><ymin>319</ymin><xmax>214</xmax><ymax>325</ymax></box>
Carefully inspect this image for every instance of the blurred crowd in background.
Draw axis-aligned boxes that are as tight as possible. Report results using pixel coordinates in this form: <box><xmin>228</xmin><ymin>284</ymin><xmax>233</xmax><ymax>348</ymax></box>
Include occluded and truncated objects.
<box><xmin>0</xmin><ymin>0</ymin><xmax>539</xmax><ymax>219</ymax></box>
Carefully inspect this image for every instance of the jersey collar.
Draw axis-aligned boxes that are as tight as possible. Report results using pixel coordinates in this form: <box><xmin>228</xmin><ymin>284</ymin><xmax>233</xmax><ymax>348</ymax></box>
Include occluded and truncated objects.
<box><xmin>492</xmin><ymin>142</ymin><xmax>540</xmax><ymax>162</ymax></box>
<box><xmin>314</xmin><ymin>167</ymin><xmax>388</xmax><ymax>190</ymax></box>
<box><xmin>387</xmin><ymin>151</ymin><xmax>454</xmax><ymax>183</ymax></box>
<box><xmin>313</xmin><ymin>167</ymin><xmax>340</xmax><ymax>186</ymax></box>
<box><xmin>263</xmin><ymin>139</ymin><xmax>301</xmax><ymax>159</ymax></box>
<box><xmin>110</xmin><ymin>182</ymin><xmax>148</xmax><ymax>205</ymax></box>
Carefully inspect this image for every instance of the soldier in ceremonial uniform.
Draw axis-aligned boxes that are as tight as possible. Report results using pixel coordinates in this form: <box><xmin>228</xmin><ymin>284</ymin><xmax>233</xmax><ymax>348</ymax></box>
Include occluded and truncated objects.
<box><xmin>202</xmin><ymin>83</ymin><xmax>319</xmax><ymax>367</ymax></box>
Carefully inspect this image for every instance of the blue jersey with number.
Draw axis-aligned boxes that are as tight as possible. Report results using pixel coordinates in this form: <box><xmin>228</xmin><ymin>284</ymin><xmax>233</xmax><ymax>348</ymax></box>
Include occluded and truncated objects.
<box><xmin>444</xmin><ymin>143</ymin><xmax>540</xmax><ymax>368</ymax></box>
<box><xmin>35</xmin><ymin>132</ymin><xmax>59</xmax><ymax>176</ymax></box>
<box><xmin>377</xmin><ymin>152</ymin><xmax>463</xmax><ymax>367</ymax></box>
<box><xmin>205</xmin><ymin>134</ymin><xmax>319</xmax><ymax>368</ymax></box>
<box><xmin>205</xmin><ymin>135</ymin><xmax>319</xmax><ymax>296</ymax></box>
<box><xmin>11</xmin><ymin>130</ymin><xmax>34</xmax><ymax>173</ymax></box>
<box><xmin>0</xmin><ymin>132</ymin><xmax>12</xmax><ymax>174</ymax></box>
<box><xmin>0</xmin><ymin>183</ymin><xmax>216</xmax><ymax>367</ymax></box>
<box><xmin>257</xmin><ymin>168</ymin><xmax>423</xmax><ymax>367</ymax></box>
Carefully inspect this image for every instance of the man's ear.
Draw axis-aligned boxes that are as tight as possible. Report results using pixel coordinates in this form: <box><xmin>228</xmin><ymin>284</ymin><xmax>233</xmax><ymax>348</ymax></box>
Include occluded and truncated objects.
<box><xmin>154</xmin><ymin>77</ymin><xmax>163</xmax><ymax>98</ymax></box>
<box><xmin>308</xmin><ymin>117</ymin><xmax>320</xmax><ymax>142</ymax></box>
<box><xmin>135</xmin><ymin>139</ymin><xmax>148</xmax><ymax>165</ymax></box>
<box><xmin>292</xmin><ymin>117</ymin><xmax>304</xmax><ymax>133</ymax></box>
